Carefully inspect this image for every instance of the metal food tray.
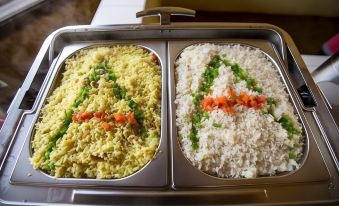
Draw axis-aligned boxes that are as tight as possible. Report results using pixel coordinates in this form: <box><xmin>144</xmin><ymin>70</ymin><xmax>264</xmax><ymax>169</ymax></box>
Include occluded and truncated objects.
<box><xmin>0</xmin><ymin>7</ymin><xmax>338</xmax><ymax>205</ymax></box>
<box><xmin>169</xmin><ymin>40</ymin><xmax>324</xmax><ymax>187</ymax></box>
<box><xmin>10</xmin><ymin>42</ymin><xmax>168</xmax><ymax>188</ymax></box>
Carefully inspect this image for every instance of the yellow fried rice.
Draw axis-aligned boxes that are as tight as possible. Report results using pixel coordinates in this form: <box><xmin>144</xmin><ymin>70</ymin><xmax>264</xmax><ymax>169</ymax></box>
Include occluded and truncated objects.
<box><xmin>30</xmin><ymin>45</ymin><xmax>161</xmax><ymax>179</ymax></box>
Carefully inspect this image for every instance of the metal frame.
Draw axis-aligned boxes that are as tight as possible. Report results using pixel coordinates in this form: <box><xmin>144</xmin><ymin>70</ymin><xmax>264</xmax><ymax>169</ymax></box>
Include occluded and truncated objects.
<box><xmin>0</xmin><ymin>22</ymin><xmax>338</xmax><ymax>205</ymax></box>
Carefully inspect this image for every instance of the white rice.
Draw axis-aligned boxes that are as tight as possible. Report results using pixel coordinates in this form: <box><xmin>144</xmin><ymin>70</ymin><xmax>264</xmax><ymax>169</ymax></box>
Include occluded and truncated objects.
<box><xmin>175</xmin><ymin>43</ymin><xmax>304</xmax><ymax>178</ymax></box>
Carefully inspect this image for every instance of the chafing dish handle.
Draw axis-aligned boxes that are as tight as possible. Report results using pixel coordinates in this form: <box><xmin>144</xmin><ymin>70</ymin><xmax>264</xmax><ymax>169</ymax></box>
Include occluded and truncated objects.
<box><xmin>136</xmin><ymin>7</ymin><xmax>196</xmax><ymax>25</ymax></box>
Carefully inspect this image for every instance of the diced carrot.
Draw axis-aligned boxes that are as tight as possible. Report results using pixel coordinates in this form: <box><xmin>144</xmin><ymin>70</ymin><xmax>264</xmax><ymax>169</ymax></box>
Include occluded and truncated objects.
<box><xmin>100</xmin><ymin>112</ymin><xmax>108</xmax><ymax>120</ymax></box>
<box><xmin>215</xmin><ymin>96</ymin><xmax>227</xmax><ymax>107</ymax></box>
<box><xmin>79</xmin><ymin>112</ymin><xmax>92</xmax><ymax>120</ymax></box>
<box><xmin>72</xmin><ymin>115</ymin><xmax>78</xmax><ymax>122</ymax></box>
<box><xmin>102</xmin><ymin>122</ymin><xmax>111</xmax><ymax>131</ymax></box>
<box><xmin>203</xmin><ymin>97</ymin><xmax>214</xmax><ymax>105</ymax></box>
<box><xmin>240</xmin><ymin>91</ymin><xmax>247</xmax><ymax>97</ymax></box>
<box><xmin>249</xmin><ymin>95</ymin><xmax>256</xmax><ymax>101</ymax></box>
<box><xmin>228</xmin><ymin>106</ymin><xmax>235</xmax><ymax>114</ymax></box>
<box><xmin>196</xmin><ymin>90</ymin><xmax>268</xmax><ymax>114</ymax></box>
<box><xmin>228</xmin><ymin>98</ymin><xmax>236</xmax><ymax>107</ymax></box>
<box><xmin>257</xmin><ymin>96</ymin><xmax>266</xmax><ymax>104</ymax></box>
<box><xmin>114</xmin><ymin>112</ymin><xmax>127</xmax><ymax>123</ymax></box>
<box><xmin>254</xmin><ymin>104</ymin><xmax>262</xmax><ymax>110</ymax></box>
<box><xmin>207</xmin><ymin>105</ymin><xmax>215</xmax><ymax>111</ymax></box>
<box><xmin>200</xmin><ymin>97</ymin><xmax>215</xmax><ymax>111</ymax></box>
<box><xmin>126</xmin><ymin>112</ymin><xmax>135</xmax><ymax>122</ymax></box>
<box><xmin>127</xmin><ymin>112</ymin><xmax>139</xmax><ymax>129</ymax></box>
<box><xmin>94</xmin><ymin>111</ymin><xmax>103</xmax><ymax>119</ymax></box>
<box><xmin>221</xmin><ymin>105</ymin><xmax>228</xmax><ymax>113</ymax></box>
<box><xmin>242</xmin><ymin>95</ymin><xmax>249</xmax><ymax>105</ymax></box>
<box><xmin>236</xmin><ymin>98</ymin><xmax>243</xmax><ymax>104</ymax></box>
<box><xmin>221</xmin><ymin>105</ymin><xmax>235</xmax><ymax>114</ymax></box>
<box><xmin>226</xmin><ymin>88</ymin><xmax>236</xmax><ymax>97</ymax></box>
<box><xmin>250</xmin><ymin>100</ymin><xmax>257</xmax><ymax>108</ymax></box>
<box><xmin>152</xmin><ymin>54</ymin><xmax>159</xmax><ymax>63</ymax></box>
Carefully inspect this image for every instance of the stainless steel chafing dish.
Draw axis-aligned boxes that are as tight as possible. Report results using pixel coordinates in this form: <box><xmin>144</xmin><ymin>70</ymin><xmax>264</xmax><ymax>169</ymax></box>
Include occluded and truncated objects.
<box><xmin>0</xmin><ymin>7</ymin><xmax>338</xmax><ymax>205</ymax></box>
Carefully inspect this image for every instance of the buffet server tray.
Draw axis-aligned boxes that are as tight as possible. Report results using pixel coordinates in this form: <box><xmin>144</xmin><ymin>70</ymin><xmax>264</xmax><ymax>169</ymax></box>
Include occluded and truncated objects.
<box><xmin>0</xmin><ymin>8</ymin><xmax>338</xmax><ymax>205</ymax></box>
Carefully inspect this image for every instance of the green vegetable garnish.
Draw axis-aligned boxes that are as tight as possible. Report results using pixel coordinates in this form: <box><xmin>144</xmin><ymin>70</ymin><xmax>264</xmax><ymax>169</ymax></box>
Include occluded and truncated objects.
<box><xmin>200</xmin><ymin>66</ymin><xmax>219</xmax><ymax>92</ymax></box>
<box><xmin>199</xmin><ymin>55</ymin><xmax>222</xmax><ymax>93</ymax></box>
<box><xmin>89</xmin><ymin>70</ymin><xmax>100</xmax><ymax>82</ymax></box>
<box><xmin>64</xmin><ymin>109</ymin><xmax>74</xmax><ymax>127</ymax></box>
<box><xmin>189</xmin><ymin>108</ymin><xmax>209</xmax><ymax>149</ymax></box>
<box><xmin>74</xmin><ymin>85</ymin><xmax>91</xmax><ymax>107</ymax></box>
<box><xmin>279</xmin><ymin>114</ymin><xmax>300</xmax><ymax>140</ymax></box>
<box><xmin>113</xmin><ymin>83</ymin><xmax>126</xmax><ymax>100</ymax></box>
<box><xmin>230</xmin><ymin>64</ymin><xmax>247</xmax><ymax>80</ymax></box>
<box><xmin>246</xmin><ymin>78</ymin><xmax>256</xmax><ymax>89</ymax></box>
<box><xmin>192</xmin><ymin>93</ymin><xmax>204</xmax><ymax>106</ymax></box>
<box><xmin>254</xmin><ymin>86</ymin><xmax>263</xmax><ymax>93</ymax></box>
<box><xmin>189</xmin><ymin>126</ymin><xmax>199</xmax><ymax>149</ymax></box>
<box><xmin>212</xmin><ymin>123</ymin><xmax>222</xmax><ymax>128</ymax></box>
<box><xmin>48</xmin><ymin>162</ymin><xmax>55</xmax><ymax>171</ymax></box>
<box><xmin>134</xmin><ymin>111</ymin><xmax>144</xmax><ymax>123</ymax></box>
<box><xmin>189</xmin><ymin>56</ymin><xmax>224</xmax><ymax>149</ymax></box>
<box><xmin>45</xmin><ymin>145</ymin><xmax>54</xmax><ymax>159</ymax></box>
<box><xmin>267</xmin><ymin>98</ymin><xmax>277</xmax><ymax>106</ymax></box>
<box><xmin>128</xmin><ymin>99</ymin><xmax>138</xmax><ymax>111</ymax></box>
<box><xmin>107</xmin><ymin>70</ymin><xmax>117</xmax><ymax>81</ymax></box>
<box><xmin>288</xmin><ymin>151</ymin><xmax>296</xmax><ymax>160</ymax></box>
<box><xmin>209</xmin><ymin>55</ymin><xmax>221</xmax><ymax>68</ymax></box>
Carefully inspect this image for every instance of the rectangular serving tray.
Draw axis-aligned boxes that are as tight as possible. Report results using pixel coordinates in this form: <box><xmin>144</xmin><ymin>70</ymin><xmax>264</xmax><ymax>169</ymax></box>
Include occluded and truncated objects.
<box><xmin>0</xmin><ymin>22</ymin><xmax>338</xmax><ymax>205</ymax></box>
<box><xmin>168</xmin><ymin>39</ymin><xmax>328</xmax><ymax>188</ymax></box>
<box><xmin>10</xmin><ymin>41</ymin><xmax>169</xmax><ymax>188</ymax></box>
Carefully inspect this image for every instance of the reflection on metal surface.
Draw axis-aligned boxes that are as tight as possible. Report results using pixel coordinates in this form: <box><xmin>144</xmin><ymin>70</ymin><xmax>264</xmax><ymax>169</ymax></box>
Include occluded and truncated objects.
<box><xmin>0</xmin><ymin>0</ymin><xmax>46</xmax><ymax>22</ymax></box>
<box><xmin>312</xmin><ymin>52</ymin><xmax>339</xmax><ymax>85</ymax></box>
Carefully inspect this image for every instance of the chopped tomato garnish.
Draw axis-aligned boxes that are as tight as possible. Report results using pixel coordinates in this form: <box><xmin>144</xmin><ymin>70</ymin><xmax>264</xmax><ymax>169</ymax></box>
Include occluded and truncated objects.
<box><xmin>249</xmin><ymin>95</ymin><xmax>256</xmax><ymax>101</ymax></box>
<box><xmin>228</xmin><ymin>98</ymin><xmax>236</xmax><ymax>107</ymax></box>
<box><xmin>215</xmin><ymin>96</ymin><xmax>227</xmax><ymax>107</ymax></box>
<box><xmin>72</xmin><ymin>115</ymin><xmax>78</xmax><ymax>122</ymax></box>
<box><xmin>79</xmin><ymin>112</ymin><xmax>92</xmax><ymax>121</ymax></box>
<box><xmin>201</xmin><ymin>97</ymin><xmax>215</xmax><ymax>111</ymax></box>
<box><xmin>250</xmin><ymin>100</ymin><xmax>257</xmax><ymax>107</ymax></box>
<box><xmin>257</xmin><ymin>96</ymin><xmax>266</xmax><ymax>104</ymax></box>
<box><xmin>242</xmin><ymin>95</ymin><xmax>250</xmax><ymax>105</ymax></box>
<box><xmin>126</xmin><ymin>112</ymin><xmax>135</xmax><ymax>122</ymax></box>
<box><xmin>235</xmin><ymin>98</ymin><xmax>243</xmax><ymax>104</ymax></box>
<box><xmin>221</xmin><ymin>105</ymin><xmax>228</xmax><ymax>113</ymax></box>
<box><xmin>227</xmin><ymin>106</ymin><xmax>235</xmax><ymax>114</ymax></box>
<box><xmin>198</xmin><ymin>88</ymin><xmax>269</xmax><ymax>114</ymax></box>
<box><xmin>152</xmin><ymin>54</ymin><xmax>159</xmax><ymax>63</ymax></box>
<box><xmin>255</xmin><ymin>104</ymin><xmax>262</xmax><ymax>110</ymax></box>
<box><xmin>221</xmin><ymin>105</ymin><xmax>235</xmax><ymax>114</ymax></box>
<box><xmin>126</xmin><ymin>112</ymin><xmax>139</xmax><ymax>129</ymax></box>
<box><xmin>114</xmin><ymin>112</ymin><xmax>127</xmax><ymax>123</ymax></box>
<box><xmin>240</xmin><ymin>91</ymin><xmax>247</xmax><ymax>97</ymax></box>
<box><xmin>94</xmin><ymin>111</ymin><xmax>103</xmax><ymax>119</ymax></box>
<box><xmin>102</xmin><ymin>122</ymin><xmax>111</xmax><ymax>131</ymax></box>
